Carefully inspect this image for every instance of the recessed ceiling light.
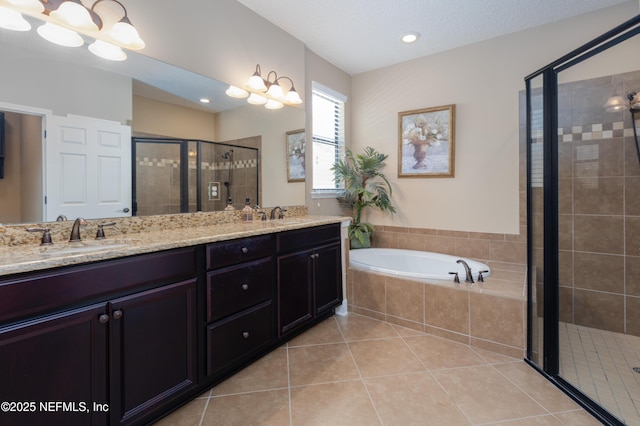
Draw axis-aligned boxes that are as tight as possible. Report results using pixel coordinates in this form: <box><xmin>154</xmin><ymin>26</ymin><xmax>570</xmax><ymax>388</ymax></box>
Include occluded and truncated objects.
<box><xmin>200</xmin><ymin>98</ymin><xmax>211</xmax><ymax>103</ymax></box>
<box><xmin>401</xmin><ymin>32</ymin><xmax>420</xmax><ymax>43</ymax></box>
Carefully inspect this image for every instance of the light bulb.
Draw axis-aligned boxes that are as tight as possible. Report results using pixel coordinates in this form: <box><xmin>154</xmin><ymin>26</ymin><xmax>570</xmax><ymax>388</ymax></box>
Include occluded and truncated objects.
<box><xmin>0</xmin><ymin>6</ymin><xmax>30</xmax><ymax>31</ymax></box>
<box><xmin>37</xmin><ymin>22</ymin><xmax>84</xmax><ymax>47</ymax></box>
<box><xmin>247</xmin><ymin>93</ymin><xmax>268</xmax><ymax>105</ymax></box>
<box><xmin>50</xmin><ymin>1</ymin><xmax>98</xmax><ymax>32</ymax></box>
<box><xmin>225</xmin><ymin>85</ymin><xmax>249</xmax><ymax>98</ymax></box>
<box><xmin>88</xmin><ymin>40</ymin><xmax>126</xmax><ymax>61</ymax></box>
<box><xmin>108</xmin><ymin>19</ymin><xmax>145</xmax><ymax>50</ymax></box>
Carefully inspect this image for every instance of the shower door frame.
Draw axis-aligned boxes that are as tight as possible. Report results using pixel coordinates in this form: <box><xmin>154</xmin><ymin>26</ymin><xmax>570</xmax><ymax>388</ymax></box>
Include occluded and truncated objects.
<box><xmin>525</xmin><ymin>14</ymin><xmax>640</xmax><ymax>426</ymax></box>
<box><xmin>132</xmin><ymin>137</ymin><xmax>259</xmax><ymax>215</ymax></box>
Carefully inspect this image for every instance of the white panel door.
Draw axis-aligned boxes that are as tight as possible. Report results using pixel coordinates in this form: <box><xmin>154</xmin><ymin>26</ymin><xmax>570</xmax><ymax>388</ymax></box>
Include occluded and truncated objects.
<box><xmin>45</xmin><ymin>115</ymin><xmax>131</xmax><ymax>221</ymax></box>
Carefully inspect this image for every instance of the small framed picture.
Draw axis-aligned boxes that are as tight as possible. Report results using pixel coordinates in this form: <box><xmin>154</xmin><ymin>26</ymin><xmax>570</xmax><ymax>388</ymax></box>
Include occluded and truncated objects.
<box><xmin>286</xmin><ymin>129</ymin><xmax>306</xmax><ymax>182</ymax></box>
<box><xmin>398</xmin><ymin>104</ymin><xmax>455</xmax><ymax>178</ymax></box>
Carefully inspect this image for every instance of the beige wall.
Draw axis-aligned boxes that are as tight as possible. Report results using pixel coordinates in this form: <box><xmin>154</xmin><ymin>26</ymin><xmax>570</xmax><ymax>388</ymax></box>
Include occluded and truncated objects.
<box><xmin>0</xmin><ymin>47</ymin><xmax>132</xmax><ymax>124</ymax></box>
<box><xmin>351</xmin><ymin>2</ymin><xmax>638</xmax><ymax>235</ymax></box>
<box><xmin>133</xmin><ymin>95</ymin><xmax>216</xmax><ymax>140</ymax></box>
<box><xmin>304</xmin><ymin>49</ymin><xmax>353</xmax><ymax>217</ymax></box>
<box><xmin>215</xmin><ymin>104</ymin><xmax>305</xmax><ymax>208</ymax></box>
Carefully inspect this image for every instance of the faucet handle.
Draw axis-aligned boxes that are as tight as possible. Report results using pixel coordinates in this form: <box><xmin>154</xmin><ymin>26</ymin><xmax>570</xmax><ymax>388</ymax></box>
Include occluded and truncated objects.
<box><xmin>27</xmin><ymin>227</ymin><xmax>53</xmax><ymax>246</ymax></box>
<box><xmin>448</xmin><ymin>272</ymin><xmax>460</xmax><ymax>284</ymax></box>
<box><xmin>477</xmin><ymin>270</ymin><xmax>489</xmax><ymax>283</ymax></box>
<box><xmin>95</xmin><ymin>222</ymin><xmax>116</xmax><ymax>240</ymax></box>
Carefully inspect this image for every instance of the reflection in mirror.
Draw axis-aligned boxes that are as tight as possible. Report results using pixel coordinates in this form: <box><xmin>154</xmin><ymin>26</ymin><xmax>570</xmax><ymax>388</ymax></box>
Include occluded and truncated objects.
<box><xmin>133</xmin><ymin>138</ymin><xmax>259</xmax><ymax>216</ymax></box>
<box><xmin>0</xmin><ymin>13</ymin><xmax>305</xmax><ymax>226</ymax></box>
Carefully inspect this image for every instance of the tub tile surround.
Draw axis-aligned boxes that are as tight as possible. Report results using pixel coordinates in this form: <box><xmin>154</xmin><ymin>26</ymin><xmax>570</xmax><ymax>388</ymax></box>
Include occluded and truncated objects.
<box><xmin>347</xmin><ymin>224</ymin><xmax>528</xmax><ymax>357</ymax></box>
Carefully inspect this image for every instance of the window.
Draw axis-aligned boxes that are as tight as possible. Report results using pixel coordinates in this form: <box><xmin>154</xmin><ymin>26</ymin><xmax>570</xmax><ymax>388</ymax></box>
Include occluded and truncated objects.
<box><xmin>312</xmin><ymin>83</ymin><xmax>346</xmax><ymax>194</ymax></box>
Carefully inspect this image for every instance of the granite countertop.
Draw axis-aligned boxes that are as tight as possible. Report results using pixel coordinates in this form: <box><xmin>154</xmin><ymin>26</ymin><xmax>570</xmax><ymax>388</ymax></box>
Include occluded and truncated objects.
<box><xmin>0</xmin><ymin>215</ymin><xmax>350</xmax><ymax>277</ymax></box>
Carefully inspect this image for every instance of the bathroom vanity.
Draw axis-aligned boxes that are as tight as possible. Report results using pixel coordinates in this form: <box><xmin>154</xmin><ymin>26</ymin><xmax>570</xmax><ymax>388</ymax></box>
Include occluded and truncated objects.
<box><xmin>0</xmin><ymin>216</ymin><xmax>346</xmax><ymax>426</ymax></box>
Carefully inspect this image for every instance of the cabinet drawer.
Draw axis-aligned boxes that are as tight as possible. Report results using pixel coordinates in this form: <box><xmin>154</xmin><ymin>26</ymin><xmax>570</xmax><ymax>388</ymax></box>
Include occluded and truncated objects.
<box><xmin>206</xmin><ymin>302</ymin><xmax>272</xmax><ymax>376</ymax></box>
<box><xmin>206</xmin><ymin>235</ymin><xmax>273</xmax><ymax>270</ymax></box>
<box><xmin>277</xmin><ymin>223</ymin><xmax>340</xmax><ymax>253</ymax></box>
<box><xmin>207</xmin><ymin>258</ymin><xmax>273</xmax><ymax>322</ymax></box>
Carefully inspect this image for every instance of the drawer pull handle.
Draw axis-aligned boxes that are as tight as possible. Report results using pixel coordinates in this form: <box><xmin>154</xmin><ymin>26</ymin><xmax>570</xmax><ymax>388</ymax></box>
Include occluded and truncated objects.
<box><xmin>113</xmin><ymin>310</ymin><xmax>123</xmax><ymax>320</ymax></box>
<box><xmin>98</xmin><ymin>314</ymin><xmax>109</xmax><ymax>324</ymax></box>
<box><xmin>242</xmin><ymin>331</ymin><xmax>250</xmax><ymax>339</ymax></box>
<box><xmin>241</xmin><ymin>283</ymin><xmax>249</xmax><ymax>291</ymax></box>
<box><xmin>241</xmin><ymin>247</ymin><xmax>249</xmax><ymax>254</ymax></box>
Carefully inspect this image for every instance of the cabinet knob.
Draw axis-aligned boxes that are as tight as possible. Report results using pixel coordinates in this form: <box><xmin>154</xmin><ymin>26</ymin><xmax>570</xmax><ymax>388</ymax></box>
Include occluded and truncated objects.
<box><xmin>242</xmin><ymin>331</ymin><xmax>250</xmax><ymax>339</ymax></box>
<box><xmin>241</xmin><ymin>283</ymin><xmax>249</xmax><ymax>291</ymax></box>
<box><xmin>241</xmin><ymin>247</ymin><xmax>249</xmax><ymax>254</ymax></box>
<box><xmin>113</xmin><ymin>310</ymin><xmax>123</xmax><ymax>320</ymax></box>
<box><xmin>98</xmin><ymin>314</ymin><xmax>109</xmax><ymax>324</ymax></box>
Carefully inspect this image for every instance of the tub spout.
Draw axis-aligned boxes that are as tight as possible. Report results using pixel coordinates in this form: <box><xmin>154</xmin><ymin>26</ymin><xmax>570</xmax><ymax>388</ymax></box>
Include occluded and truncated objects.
<box><xmin>456</xmin><ymin>259</ymin><xmax>474</xmax><ymax>284</ymax></box>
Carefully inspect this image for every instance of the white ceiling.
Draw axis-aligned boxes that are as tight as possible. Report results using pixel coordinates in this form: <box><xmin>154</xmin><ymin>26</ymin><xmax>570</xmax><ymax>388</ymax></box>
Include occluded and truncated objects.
<box><xmin>237</xmin><ymin>0</ymin><xmax>633</xmax><ymax>75</ymax></box>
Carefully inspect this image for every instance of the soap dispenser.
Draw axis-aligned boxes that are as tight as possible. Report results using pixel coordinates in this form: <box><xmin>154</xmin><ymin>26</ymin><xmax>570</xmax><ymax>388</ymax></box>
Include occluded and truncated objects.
<box><xmin>241</xmin><ymin>197</ymin><xmax>254</xmax><ymax>221</ymax></box>
<box><xmin>224</xmin><ymin>197</ymin><xmax>235</xmax><ymax>211</ymax></box>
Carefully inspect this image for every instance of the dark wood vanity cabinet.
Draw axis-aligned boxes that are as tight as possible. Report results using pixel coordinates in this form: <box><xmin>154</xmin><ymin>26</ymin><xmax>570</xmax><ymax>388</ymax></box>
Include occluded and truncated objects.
<box><xmin>276</xmin><ymin>224</ymin><xmax>342</xmax><ymax>337</ymax></box>
<box><xmin>0</xmin><ymin>248</ymin><xmax>198</xmax><ymax>426</ymax></box>
<box><xmin>0</xmin><ymin>222</ymin><xmax>344</xmax><ymax>425</ymax></box>
<box><xmin>205</xmin><ymin>235</ymin><xmax>275</xmax><ymax>377</ymax></box>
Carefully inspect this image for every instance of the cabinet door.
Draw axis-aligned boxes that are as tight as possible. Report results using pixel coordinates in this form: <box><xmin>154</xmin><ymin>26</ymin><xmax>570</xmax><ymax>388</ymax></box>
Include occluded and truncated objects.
<box><xmin>0</xmin><ymin>304</ymin><xmax>108</xmax><ymax>426</ymax></box>
<box><xmin>108</xmin><ymin>279</ymin><xmax>197</xmax><ymax>426</ymax></box>
<box><xmin>277</xmin><ymin>250</ymin><xmax>313</xmax><ymax>336</ymax></box>
<box><xmin>314</xmin><ymin>242</ymin><xmax>343</xmax><ymax>315</ymax></box>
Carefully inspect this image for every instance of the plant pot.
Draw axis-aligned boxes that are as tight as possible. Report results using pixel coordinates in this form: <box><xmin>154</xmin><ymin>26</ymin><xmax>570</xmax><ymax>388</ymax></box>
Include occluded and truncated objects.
<box><xmin>350</xmin><ymin>231</ymin><xmax>371</xmax><ymax>249</ymax></box>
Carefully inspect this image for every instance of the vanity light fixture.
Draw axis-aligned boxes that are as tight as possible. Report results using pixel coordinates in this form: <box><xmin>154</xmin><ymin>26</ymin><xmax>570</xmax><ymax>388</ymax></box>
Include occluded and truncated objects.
<box><xmin>226</xmin><ymin>63</ymin><xmax>303</xmax><ymax>109</ymax></box>
<box><xmin>0</xmin><ymin>0</ymin><xmax>144</xmax><ymax>61</ymax></box>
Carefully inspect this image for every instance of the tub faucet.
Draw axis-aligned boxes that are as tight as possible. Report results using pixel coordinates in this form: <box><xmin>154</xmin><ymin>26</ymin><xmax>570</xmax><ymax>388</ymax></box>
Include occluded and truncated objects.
<box><xmin>69</xmin><ymin>217</ymin><xmax>87</xmax><ymax>242</ymax></box>
<box><xmin>456</xmin><ymin>259</ymin><xmax>474</xmax><ymax>284</ymax></box>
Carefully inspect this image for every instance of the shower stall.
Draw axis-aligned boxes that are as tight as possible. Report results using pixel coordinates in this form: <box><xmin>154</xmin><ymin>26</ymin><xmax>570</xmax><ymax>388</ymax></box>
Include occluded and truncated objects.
<box><xmin>132</xmin><ymin>137</ymin><xmax>259</xmax><ymax>216</ymax></box>
<box><xmin>525</xmin><ymin>15</ymin><xmax>640</xmax><ymax>426</ymax></box>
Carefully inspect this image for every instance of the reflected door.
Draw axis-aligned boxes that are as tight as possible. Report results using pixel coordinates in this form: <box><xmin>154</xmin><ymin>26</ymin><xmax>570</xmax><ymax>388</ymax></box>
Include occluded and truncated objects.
<box><xmin>45</xmin><ymin>115</ymin><xmax>132</xmax><ymax>221</ymax></box>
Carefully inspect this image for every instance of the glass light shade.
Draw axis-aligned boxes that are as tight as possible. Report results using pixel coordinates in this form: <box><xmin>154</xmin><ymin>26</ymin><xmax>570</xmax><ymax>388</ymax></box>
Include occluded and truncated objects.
<box><xmin>247</xmin><ymin>93</ymin><xmax>268</xmax><ymax>105</ymax></box>
<box><xmin>246</xmin><ymin>74</ymin><xmax>267</xmax><ymax>92</ymax></box>
<box><xmin>285</xmin><ymin>89</ymin><xmax>302</xmax><ymax>105</ymax></box>
<box><xmin>266</xmin><ymin>82</ymin><xmax>284</xmax><ymax>100</ymax></box>
<box><xmin>6</xmin><ymin>0</ymin><xmax>44</xmax><ymax>14</ymax></box>
<box><xmin>265</xmin><ymin>99</ymin><xmax>284</xmax><ymax>110</ymax></box>
<box><xmin>88</xmin><ymin>39</ymin><xmax>126</xmax><ymax>61</ymax></box>
<box><xmin>108</xmin><ymin>19</ymin><xmax>145</xmax><ymax>50</ymax></box>
<box><xmin>50</xmin><ymin>1</ymin><xmax>98</xmax><ymax>32</ymax></box>
<box><xmin>37</xmin><ymin>22</ymin><xmax>84</xmax><ymax>47</ymax></box>
<box><xmin>225</xmin><ymin>85</ymin><xmax>249</xmax><ymax>98</ymax></box>
<box><xmin>603</xmin><ymin>96</ymin><xmax>626</xmax><ymax>112</ymax></box>
<box><xmin>0</xmin><ymin>6</ymin><xmax>30</xmax><ymax>31</ymax></box>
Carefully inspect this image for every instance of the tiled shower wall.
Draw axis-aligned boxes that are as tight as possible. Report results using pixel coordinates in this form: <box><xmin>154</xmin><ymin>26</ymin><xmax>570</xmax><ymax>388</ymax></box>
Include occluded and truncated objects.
<box><xmin>531</xmin><ymin>71</ymin><xmax>640</xmax><ymax>336</ymax></box>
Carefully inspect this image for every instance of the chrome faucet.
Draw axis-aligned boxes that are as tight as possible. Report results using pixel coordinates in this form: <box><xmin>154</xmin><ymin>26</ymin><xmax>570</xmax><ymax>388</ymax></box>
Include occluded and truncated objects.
<box><xmin>456</xmin><ymin>259</ymin><xmax>474</xmax><ymax>284</ymax></box>
<box><xmin>269</xmin><ymin>206</ymin><xmax>285</xmax><ymax>220</ymax></box>
<box><xmin>69</xmin><ymin>217</ymin><xmax>87</xmax><ymax>242</ymax></box>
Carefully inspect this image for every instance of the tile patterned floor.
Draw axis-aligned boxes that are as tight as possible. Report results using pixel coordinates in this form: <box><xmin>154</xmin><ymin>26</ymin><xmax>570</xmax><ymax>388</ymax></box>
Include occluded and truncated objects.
<box><xmin>560</xmin><ymin>321</ymin><xmax>640</xmax><ymax>425</ymax></box>
<box><xmin>155</xmin><ymin>314</ymin><xmax>601</xmax><ymax>426</ymax></box>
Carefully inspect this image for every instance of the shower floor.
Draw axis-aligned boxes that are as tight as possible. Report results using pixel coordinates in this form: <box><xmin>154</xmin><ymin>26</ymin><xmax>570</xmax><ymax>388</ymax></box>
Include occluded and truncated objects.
<box><xmin>560</xmin><ymin>321</ymin><xmax>640</xmax><ymax>425</ymax></box>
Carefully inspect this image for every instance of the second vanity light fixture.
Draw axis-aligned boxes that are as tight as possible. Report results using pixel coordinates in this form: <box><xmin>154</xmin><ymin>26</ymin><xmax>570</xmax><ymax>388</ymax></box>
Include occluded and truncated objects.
<box><xmin>0</xmin><ymin>0</ymin><xmax>145</xmax><ymax>61</ymax></box>
<box><xmin>225</xmin><ymin>64</ymin><xmax>303</xmax><ymax>110</ymax></box>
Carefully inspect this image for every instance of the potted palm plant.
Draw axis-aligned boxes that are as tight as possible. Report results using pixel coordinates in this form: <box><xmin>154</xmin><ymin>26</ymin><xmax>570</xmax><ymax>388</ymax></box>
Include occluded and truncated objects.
<box><xmin>332</xmin><ymin>146</ymin><xmax>395</xmax><ymax>248</ymax></box>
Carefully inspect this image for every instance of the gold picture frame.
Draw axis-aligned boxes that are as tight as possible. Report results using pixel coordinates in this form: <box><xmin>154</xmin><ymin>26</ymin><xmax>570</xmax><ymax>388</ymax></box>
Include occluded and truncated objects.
<box><xmin>286</xmin><ymin>129</ymin><xmax>306</xmax><ymax>182</ymax></box>
<box><xmin>398</xmin><ymin>104</ymin><xmax>455</xmax><ymax>178</ymax></box>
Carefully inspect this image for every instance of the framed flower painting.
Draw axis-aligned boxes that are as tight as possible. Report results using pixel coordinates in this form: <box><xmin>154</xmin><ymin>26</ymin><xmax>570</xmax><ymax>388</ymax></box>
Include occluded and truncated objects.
<box><xmin>398</xmin><ymin>104</ymin><xmax>455</xmax><ymax>178</ymax></box>
<box><xmin>286</xmin><ymin>129</ymin><xmax>306</xmax><ymax>182</ymax></box>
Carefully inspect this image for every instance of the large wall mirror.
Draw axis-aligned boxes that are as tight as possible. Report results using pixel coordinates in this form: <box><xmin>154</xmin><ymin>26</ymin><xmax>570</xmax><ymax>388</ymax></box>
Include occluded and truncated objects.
<box><xmin>0</xmin><ymin>18</ymin><xmax>305</xmax><ymax>225</ymax></box>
